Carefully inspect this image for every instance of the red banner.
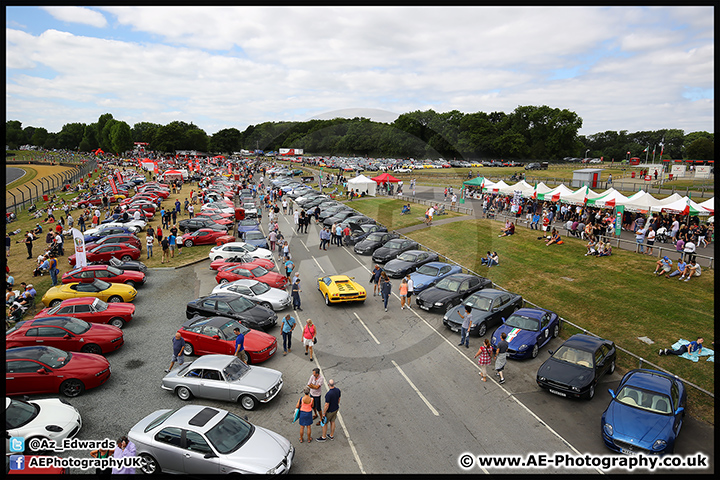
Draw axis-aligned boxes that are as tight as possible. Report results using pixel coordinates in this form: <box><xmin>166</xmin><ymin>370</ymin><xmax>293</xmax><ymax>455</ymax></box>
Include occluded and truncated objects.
<box><xmin>115</xmin><ymin>171</ymin><xmax>123</xmax><ymax>185</ymax></box>
<box><xmin>108</xmin><ymin>175</ymin><xmax>118</xmax><ymax>194</ymax></box>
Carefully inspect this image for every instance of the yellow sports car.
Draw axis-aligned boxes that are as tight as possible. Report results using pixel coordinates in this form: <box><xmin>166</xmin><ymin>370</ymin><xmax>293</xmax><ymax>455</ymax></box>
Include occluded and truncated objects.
<box><xmin>317</xmin><ymin>275</ymin><xmax>366</xmax><ymax>305</ymax></box>
<box><xmin>42</xmin><ymin>279</ymin><xmax>137</xmax><ymax>307</ymax></box>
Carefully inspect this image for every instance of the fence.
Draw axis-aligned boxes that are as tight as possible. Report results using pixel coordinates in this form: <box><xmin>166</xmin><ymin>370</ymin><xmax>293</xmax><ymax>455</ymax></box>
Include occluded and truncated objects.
<box><xmin>5</xmin><ymin>160</ymin><xmax>97</xmax><ymax>216</ymax></box>
<box><xmin>394</xmin><ymin>193</ymin><xmax>474</xmax><ymax>215</ymax></box>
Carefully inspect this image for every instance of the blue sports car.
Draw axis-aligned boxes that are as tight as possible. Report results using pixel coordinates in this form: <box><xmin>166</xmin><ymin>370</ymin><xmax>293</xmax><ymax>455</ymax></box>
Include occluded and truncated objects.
<box><xmin>408</xmin><ymin>262</ymin><xmax>462</xmax><ymax>293</ymax></box>
<box><xmin>236</xmin><ymin>219</ymin><xmax>261</xmax><ymax>235</ymax></box>
<box><xmin>243</xmin><ymin>230</ymin><xmax>269</xmax><ymax>249</ymax></box>
<box><xmin>601</xmin><ymin>369</ymin><xmax>686</xmax><ymax>455</ymax></box>
<box><xmin>491</xmin><ymin>308</ymin><xmax>560</xmax><ymax>359</ymax></box>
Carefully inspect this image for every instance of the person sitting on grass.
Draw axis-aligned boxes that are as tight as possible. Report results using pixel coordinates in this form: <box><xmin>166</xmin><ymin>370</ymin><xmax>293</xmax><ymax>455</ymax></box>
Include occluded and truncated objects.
<box><xmin>598</xmin><ymin>242</ymin><xmax>612</xmax><ymax>257</ymax></box>
<box><xmin>498</xmin><ymin>222</ymin><xmax>515</xmax><ymax>237</ymax></box>
<box><xmin>545</xmin><ymin>228</ymin><xmax>562</xmax><ymax>246</ymax></box>
<box><xmin>401</xmin><ymin>204</ymin><xmax>411</xmax><ymax>215</ymax></box>
<box><xmin>585</xmin><ymin>237</ymin><xmax>598</xmax><ymax>256</ymax></box>
<box><xmin>678</xmin><ymin>259</ymin><xmax>701</xmax><ymax>282</ymax></box>
<box><xmin>653</xmin><ymin>256</ymin><xmax>672</xmax><ymax>276</ymax></box>
<box><xmin>666</xmin><ymin>257</ymin><xmax>686</xmax><ymax>279</ymax></box>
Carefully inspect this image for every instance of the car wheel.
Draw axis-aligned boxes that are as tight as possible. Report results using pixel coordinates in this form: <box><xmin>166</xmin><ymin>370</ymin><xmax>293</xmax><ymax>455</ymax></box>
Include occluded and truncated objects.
<box><xmin>220</xmin><ymin>278</ymin><xmax>229</xmax><ymax>285</ymax></box>
<box><xmin>81</xmin><ymin>343</ymin><xmax>103</xmax><ymax>355</ymax></box>
<box><xmin>531</xmin><ymin>344</ymin><xmax>539</xmax><ymax>359</ymax></box>
<box><xmin>139</xmin><ymin>453</ymin><xmax>161</xmax><ymax>475</ymax></box>
<box><xmin>214</xmin><ymin>256</ymin><xmax>223</xmax><ymax>261</ymax></box>
<box><xmin>260</xmin><ymin>301</ymin><xmax>273</xmax><ymax>310</ymax></box>
<box><xmin>325</xmin><ymin>293</ymin><xmax>330</xmax><ymax>306</ymax></box>
<box><xmin>552</xmin><ymin>323</ymin><xmax>560</xmax><ymax>338</ymax></box>
<box><xmin>121</xmin><ymin>255</ymin><xmax>132</xmax><ymax>261</ymax></box>
<box><xmin>176</xmin><ymin>386</ymin><xmax>193</xmax><ymax>401</ymax></box>
<box><xmin>108</xmin><ymin>295</ymin><xmax>123</xmax><ymax>303</ymax></box>
<box><xmin>239</xmin><ymin>394</ymin><xmax>258</xmax><ymax>411</ymax></box>
<box><xmin>185</xmin><ymin>240</ymin><xmax>193</xmax><ymax>247</ymax></box>
<box><xmin>183</xmin><ymin>342</ymin><xmax>194</xmax><ymax>356</ymax></box>
<box><xmin>60</xmin><ymin>379</ymin><xmax>85</xmax><ymax>397</ymax></box>
<box><xmin>608</xmin><ymin>359</ymin><xmax>615</xmax><ymax>374</ymax></box>
<box><xmin>585</xmin><ymin>385</ymin><xmax>595</xmax><ymax>400</ymax></box>
<box><xmin>476</xmin><ymin>322</ymin><xmax>487</xmax><ymax>337</ymax></box>
<box><xmin>109</xmin><ymin>317</ymin><xmax>125</xmax><ymax>328</ymax></box>
<box><xmin>50</xmin><ymin>299</ymin><xmax>62</xmax><ymax>307</ymax></box>
<box><xmin>184</xmin><ymin>228</ymin><xmax>191</xmax><ymax>234</ymax></box>
<box><xmin>125</xmin><ymin>280</ymin><xmax>136</xmax><ymax>288</ymax></box>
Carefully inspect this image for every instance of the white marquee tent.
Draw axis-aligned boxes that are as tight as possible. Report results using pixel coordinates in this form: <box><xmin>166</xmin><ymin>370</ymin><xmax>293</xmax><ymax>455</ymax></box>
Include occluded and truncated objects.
<box><xmin>347</xmin><ymin>174</ymin><xmax>377</xmax><ymax>196</ymax></box>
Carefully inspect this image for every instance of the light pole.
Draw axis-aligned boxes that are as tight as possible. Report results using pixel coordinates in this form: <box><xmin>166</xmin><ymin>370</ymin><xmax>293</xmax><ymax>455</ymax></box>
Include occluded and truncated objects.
<box><xmin>585</xmin><ymin>149</ymin><xmax>590</xmax><ymax>160</ymax></box>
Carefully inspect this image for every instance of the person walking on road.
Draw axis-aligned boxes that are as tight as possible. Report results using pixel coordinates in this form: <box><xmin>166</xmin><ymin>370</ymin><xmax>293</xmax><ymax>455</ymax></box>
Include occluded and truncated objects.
<box><xmin>494</xmin><ymin>332</ymin><xmax>509</xmax><ymax>384</ymax></box>
<box><xmin>291</xmin><ymin>277</ymin><xmax>302</xmax><ymax>311</ymax></box>
<box><xmin>308</xmin><ymin>367</ymin><xmax>324</xmax><ymax>424</ymax></box>
<box><xmin>371</xmin><ymin>265</ymin><xmax>383</xmax><ymax>296</ymax></box>
<box><xmin>380</xmin><ymin>273</ymin><xmax>392</xmax><ymax>312</ymax></box>
<box><xmin>405</xmin><ymin>274</ymin><xmax>414</xmax><ymax>309</ymax></box>
<box><xmin>399</xmin><ymin>277</ymin><xmax>408</xmax><ymax>309</ymax></box>
<box><xmin>296</xmin><ymin>387</ymin><xmax>314</xmax><ymax>444</ymax></box>
<box><xmin>474</xmin><ymin>338</ymin><xmax>493</xmax><ymax>382</ymax></box>
<box><xmin>233</xmin><ymin>326</ymin><xmax>248</xmax><ymax>364</ymax></box>
<box><xmin>165</xmin><ymin>332</ymin><xmax>185</xmax><ymax>373</ymax></box>
<box><xmin>160</xmin><ymin>236</ymin><xmax>170</xmax><ymax>264</ymax></box>
<box><xmin>316</xmin><ymin>379</ymin><xmax>341</xmax><ymax>442</ymax></box>
<box><xmin>458</xmin><ymin>305</ymin><xmax>473</xmax><ymax>348</ymax></box>
<box><xmin>303</xmin><ymin>319</ymin><xmax>317</xmax><ymax>360</ymax></box>
<box><xmin>281</xmin><ymin>314</ymin><xmax>296</xmax><ymax>355</ymax></box>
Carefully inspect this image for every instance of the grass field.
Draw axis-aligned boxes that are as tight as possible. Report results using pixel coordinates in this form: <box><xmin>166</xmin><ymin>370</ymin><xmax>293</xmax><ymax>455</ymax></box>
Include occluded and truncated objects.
<box><xmin>347</xmin><ymin>196</ymin><xmax>715</xmax><ymax>424</ymax></box>
<box><xmin>6</xmin><ymin>164</ymin><xmax>76</xmax><ymax>203</ymax></box>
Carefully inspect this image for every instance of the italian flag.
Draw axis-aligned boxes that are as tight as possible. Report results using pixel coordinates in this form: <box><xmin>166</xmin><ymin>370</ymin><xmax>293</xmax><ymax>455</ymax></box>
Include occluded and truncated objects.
<box><xmin>506</xmin><ymin>327</ymin><xmax>522</xmax><ymax>342</ymax></box>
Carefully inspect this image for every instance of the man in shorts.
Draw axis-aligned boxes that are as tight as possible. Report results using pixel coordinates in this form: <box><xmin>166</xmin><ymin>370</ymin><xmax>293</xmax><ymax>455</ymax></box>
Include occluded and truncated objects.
<box><xmin>233</xmin><ymin>327</ymin><xmax>248</xmax><ymax>364</ymax></box>
<box><xmin>494</xmin><ymin>332</ymin><xmax>508</xmax><ymax>384</ymax></box>
<box><xmin>165</xmin><ymin>332</ymin><xmax>185</xmax><ymax>373</ymax></box>
<box><xmin>653</xmin><ymin>256</ymin><xmax>672</xmax><ymax>276</ymax></box>
<box><xmin>316</xmin><ymin>379</ymin><xmax>341</xmax><ymax>442</ymax></box>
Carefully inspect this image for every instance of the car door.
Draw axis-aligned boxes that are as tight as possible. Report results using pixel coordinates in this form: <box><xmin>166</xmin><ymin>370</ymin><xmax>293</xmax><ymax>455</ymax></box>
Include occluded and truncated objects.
<box><xmin>231</xmin><ymin>268</ymin><xmax>251</xmax><ymax>281</ymax></box>
<box><xmin>181</xmin><ymin>430</ymin><xmax>219</xmax><ymax>474</ymax></box>
<box><xmin>152</xmin><ymin>427</ymin><xmax>186</xmax><ymax>473</ymax></box>
<box><xmin>72</xmin><ymin>303</ymin><xmax>94</xmax><ymax>322</ymax></box>
<box><xmin>538</xmin><ymin>314</ymin><xmax>552</xmax><ymax>346</ymax></box>
<box><xmin>31</xmin><ymin>326</ymin><xmax>80</xmax><ymax>351</ymax></box>
<box><xmin>499</xmin><ymin>294</ymin><xmax>518</xmax><ymax>322</ymax></box>
<box><xmin>487</xmin><ymin>296</ymin><xmax>506</xmax><ymax>328</ymax></box>
<box><xmin>197</xmin><ymin>325</ymin><xmax>223</xmax><ymax>355</ymax></box>
<box><xmin>198</xmin><ymin>298</ymin><xmax>217</xmax><ymax>319</ymax></box>
<box><xmin>7</xmin><ymin>360</ymin><xmax>47</xmax><ymax>395</ymax></box>
<box><xmin>198</xmin><ymin>368</ymin><xmax>230</xmax><ymax>401</ymax></box>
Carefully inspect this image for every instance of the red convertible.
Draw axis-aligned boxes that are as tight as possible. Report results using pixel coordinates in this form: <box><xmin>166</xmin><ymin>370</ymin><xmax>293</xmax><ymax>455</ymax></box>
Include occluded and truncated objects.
<box><xmin>6</xmin><ymin>345</ymin><xmax>111</xmax><ymax>397</ymax></box>
<box><xmin>210</xmin><ymin>254</ymin><xmax>274</xmax><ymax>272</ymax></box>
<box><xmin>179</xmin><ymin>316</ymin><xmax>277</xmax><ymax>364</ymax></box>
<box><xmin>35</xmin><ymin>297</ymin><xmax>135</xmax><ymax>329</ymax></box>
<box><xmin>68</xmin><ymin>244</ymin><xmax>141</xmax><ymax>266</ymax></box>
<box><xmin>215</xmin><ymin>262</ymin><xmax>288</xmax><ymax>289</ymax></box>
<box><xmin>61</xmin><ymin>264</ymin><xmax>146</xmax><ymax>288</ymax></box>
<box><xmin>6</xmin><ymin>316</ymin><xmax>124</xmax><ymax>355</ymax></box>
<box><xmin>180</xmin><ymin>228</ymin><xmax>234</xmax><ymax>248</ymax></box>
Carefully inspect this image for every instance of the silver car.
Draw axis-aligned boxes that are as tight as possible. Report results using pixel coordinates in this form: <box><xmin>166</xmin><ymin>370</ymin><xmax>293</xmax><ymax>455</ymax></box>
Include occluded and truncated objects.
<box><xmin>129</xmin><ymin>404</ymin><xmax>294</xmax><ymax>474</ymax></box>
<box><xmin>161</xmin><ymin>354</ymin><xmax>283</xmax><ymax>411</ymax></box>
<box><xmin>211</xmin><ymin>279</ymin><xmax>291</xmax><ymax>311</ymax></box>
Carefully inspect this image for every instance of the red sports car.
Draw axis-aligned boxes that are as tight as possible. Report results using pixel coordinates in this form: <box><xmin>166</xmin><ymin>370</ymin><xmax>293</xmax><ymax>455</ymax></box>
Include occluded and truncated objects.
<box><xmin>75</xmin><ymin>195</ymin><xmax>104</xmax><ymax>208</ymax></box>
<box><xmin>35</xmin><ymin>297</ymin><xmax>135</xmax><ymax>329</ymax></box>
<box><xmin>210</xmin><ymin>255</ymin><xmax>274</xmax><ymax>271</ymax></box>
<box><xmin>137</xmin><ymin>188</ymin><xmax>169</xmax><ymax>198</ymax></box>
<box><xmin>215</xmin><ymin>262</ymin><xmax>288</xmax><ymax>289</ymax></box>
<box><xmin>68</xmin><ymin>244</ymin><xmax>141</xmax><ymax>266</ymax></box>
<box><xmin>84</xmin><ymin>233</ymin><xmax>142</xmax><ymax>251</ymax></box>
<box><xmin>179</xmin><ymin>316</ymin><xmax>277</xmax><ymax>364</ymax></box>
<box><xmin>7</xmin><ymin>316</ymin><xmax>124</xmax><ymax>355</ymax></box>
<box><xmin>180</xmin><ymin>228</ymin><xmax>234</xmax><ymax>248</ymax></box>
<box><xmin>121</xmin><ymin>194</ymin><xmax>159</xmax><ymax>205</ymax></box>
<box><xmin>6</xmin><ymin>345</ymin><xmax>111</xmax><ymax>397</ymax></box>
<box><xmin>61</xmin><ymin>264</ymin><xmax>146</xmax><ymax>288</ymax></box>
<box><xmin>196</xmin><ymin>210</ymin><xmax>234</xmax><ymax>219</ymax></box>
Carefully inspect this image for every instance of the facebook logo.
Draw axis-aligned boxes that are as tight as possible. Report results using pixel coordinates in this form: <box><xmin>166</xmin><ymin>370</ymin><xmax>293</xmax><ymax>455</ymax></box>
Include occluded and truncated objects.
<box><xmin>9</xmin><ymin>437</ymin><xmax>25</xmax><ymax>453</ymax></box>
<box><xmin>9</xmin><ymin>455</ymin><xmax>25</xmax><ymax>471</ymax></box>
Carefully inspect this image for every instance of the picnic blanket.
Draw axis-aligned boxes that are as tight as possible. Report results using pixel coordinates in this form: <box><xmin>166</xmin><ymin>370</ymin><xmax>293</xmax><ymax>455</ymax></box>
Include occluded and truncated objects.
<box><xmin>672</xmin><ymin>339</ymin><xmax>714</xmax><ymax>362</ymax></box>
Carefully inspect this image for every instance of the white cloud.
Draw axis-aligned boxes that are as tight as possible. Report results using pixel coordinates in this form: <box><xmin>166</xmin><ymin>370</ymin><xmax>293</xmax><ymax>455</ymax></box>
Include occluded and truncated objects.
<box><xmin>41</xmin><ymin>6</ymin><xmax>108</xmax><ymax>28</ymax></box>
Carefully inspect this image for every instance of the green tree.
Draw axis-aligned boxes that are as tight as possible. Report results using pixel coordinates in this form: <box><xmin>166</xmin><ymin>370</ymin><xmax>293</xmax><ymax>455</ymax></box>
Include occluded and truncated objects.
<box><xmin>30</xmin><ymin>127</ymin><xmax>49</xmax><ymax>148</ymax></box>
<box><xmin>5</xmin><ymin>120</ymin><xmax>25</xmax><ymax>149</ymax></box>
<box><xmin>685</xmin><ymin>137</ymin><xmax>714</xmax><ymax>160</ymax></box>
<box><xmin>109</xmin><ymin>121</ymin><xmax>133</xmax><ymax>154</ymax></box>
<box><xmin>57</xmin><ymin>123</ymin><xmax>86</xmax><ymax>150</ymax></box>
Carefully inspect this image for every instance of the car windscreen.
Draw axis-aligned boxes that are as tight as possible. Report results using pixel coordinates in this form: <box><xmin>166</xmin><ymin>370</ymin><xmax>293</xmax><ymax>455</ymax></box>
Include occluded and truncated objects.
<box><xmin>106</xmin><ymin>265</ymin><xmax>124</xmax><ymax>276</ymax></box>
<box><xmin>205</xmin><ymin>411</ymin><xmax>254</xmax><ymax>455</ymax></box>
<box><xmin>505</xmin><ymin>314</ymin><xmax>540</xmax><ymax>332</ymax></box>
<box><xmin>415</xmin><ymin>265</ymin><xmax>440</xmax><ymax>277</ymax></box>
<box><xmin>242</xmin><ymin>243</ymin><xmax>257</xmax><ymax>252</ymax></box>
<box><xmin>616</xmin><ymin>386</ymin><xmax>673</xmax><ymax>415</ymax></box>
<box><xmin>59</xmin><ymin>317</ymin><xmax>91</xmax><ymax>335</ymax></box>
<box><xmin>383</xmin><ymin>240</ymin><xmax>403</xmax><ymax>249</ymax></box>
<box><xmin>245</xmin><ymin>232</ymin><xmax>264</xmax><ymax>239</ymax></box>
<box><xmin>92</xmin><ymin>279</ymin><xmax>112</xmax><ymax>290</ymax></box>
<box><xmin>228</xmin><ymin>296</ymin><xmax>256</xmax><ymax>313</ymax></box>
<box><xmin>35</xmin><ymin>346</ymin><xmax>72</xmax><ymax>368</ymax></box>
<box><xmin>464</xmin><ymin>295</ymin><xmax>491</xmax><ymax>311</ymax></box>
<box><xmin>92</xmin><ymin>298</ymin><xmax>109</xmax><ymax>311</ymax></box>
<box><xmin>250</xmin><ymin>282</ymin><xmax>270</xmax><ymax>295</ymax></box>
<box><xmin>249</xmin><ymin>266</ymin><xmax>269</xmax><ymax>277</ymax></box>
<box><xmin>366</xmin><ymin>233</ymin><xmax>385</xmax><ymax>242</ymax></box>
<box><xmin>6</xmin><ymin>398</ymin><xmax>40</xmax><ymax>429</ymax></box>
<box><xmin>434</xmin><ymin>277</ymin><xmax>462</xmax><ymax>292</ymax></box>
<box><xmin>396</xmin><ymin>252</ymin><xmax>419</xmax><ymax>262</ymax></box>
<box><xmin>552</xmin><ymin>345</ymin><xmax>594</xmax><ymax>368</ymax></box>
<box><xmin>223</xmin><ymin>357</ymin><xmax>251</xmax><ymax>381</ymax></box>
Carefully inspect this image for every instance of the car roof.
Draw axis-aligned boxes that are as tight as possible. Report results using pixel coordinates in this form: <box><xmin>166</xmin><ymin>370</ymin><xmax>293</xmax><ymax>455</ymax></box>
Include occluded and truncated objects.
<box><xmin>54</xmin><ymin>297</ymin><xmax>97</xmax><ymax>305</ymax></box>
<box><xmin>223</xmin><ymin>279</ymin><xmax>260</xmax><ymax>288</ymax></box>
<box><xmin>623</xmin><ymin>369</ymin><xmax>678</xmax><ymax>392</ymax></box>
<box><xmin>181</xmin><ymin>354</ymin><xmax>236</xmax><ymax>370</ymax></box>
<box><xmin>419</xmin><ymin>261</ymin><xmax>453</xmax><ymax>269</ymax></box>
<box><xmin>511</xmin><ymin>307</ymin><xmax>552</xmax><ymax>319</ymax></box>
<box><xmin>442</xmin><ymin>273</ymin><xmax>476</xmax><ymax>280</ymax></box>
<box><xmin>562</xmin><ymin>334</ymin><xmax>611</xmax><ymax>351</ymax></box>
<box><xmin>6</xmin><ymin>345</ymin><xmax>63</xmax><ymax>360</ymax></box>
<box><xmin>24</xmin><ymin>317</ymin><xmax>80</xmax><ymax>327</ymax></box>
<box><xmin>466</xmin><ymin>288</ymin><xmax>507</xmax><ymax>299</ymax></box>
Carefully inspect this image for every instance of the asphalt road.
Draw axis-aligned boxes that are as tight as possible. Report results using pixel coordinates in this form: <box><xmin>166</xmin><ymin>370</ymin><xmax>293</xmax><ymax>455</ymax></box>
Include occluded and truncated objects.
<box><xmin>39</xmin><ymin>201</ymin><xmax>713</xmax><ymax>475</ymax></box>
<box><xmin>5</xmin><ymin>166</ymin><xmax>26</xmax><ymax>185</ymax></box>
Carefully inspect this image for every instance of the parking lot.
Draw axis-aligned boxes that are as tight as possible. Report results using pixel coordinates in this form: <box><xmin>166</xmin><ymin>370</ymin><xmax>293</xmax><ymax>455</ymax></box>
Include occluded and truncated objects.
<box><xmin>41</xmin><ymin>202</ymin><xmax>715</xmax><ymax>474</ymax></box>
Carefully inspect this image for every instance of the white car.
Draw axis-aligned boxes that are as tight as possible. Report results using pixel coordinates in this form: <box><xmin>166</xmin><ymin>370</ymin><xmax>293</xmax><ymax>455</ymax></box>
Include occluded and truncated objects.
<box><xmin>200</xmin><ymin>203</ymin><xmax>235</xmax><ymax>215</ymax></box>
<box><xmin>6</xmin><ymin>397</ymin><xmax>82</xmax><ymax>453</ymax></box>
<box><xmin>129</xmin><ymin>404</ymin><xmax>294</xmax><ymax>474</ymax></box>
<box><xmin>209</xmin><ymin>242</ymin><xmax>273</xmax><ymax>261</ymax></box>
<box><xmin>84</xmin><ymin>220</ymin><xmax>145</xmax><ymax>236</ymax></box>
<box><xmin>212</xmin><ymin>279</ymin><xmax>291</xmax><ymax>311</ymax></box>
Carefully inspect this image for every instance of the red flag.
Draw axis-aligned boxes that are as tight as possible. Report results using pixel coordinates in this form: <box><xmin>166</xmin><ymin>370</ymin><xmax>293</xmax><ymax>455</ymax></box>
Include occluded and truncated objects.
<box><xmin>108</xmin><ymin>175</ymin><xmax>118</xmax><ymax>194</ymax></box>
<box><xmin>115</xmin><ymin>171</ymin><xmax>123</xmax><ymax>185</ymax></box>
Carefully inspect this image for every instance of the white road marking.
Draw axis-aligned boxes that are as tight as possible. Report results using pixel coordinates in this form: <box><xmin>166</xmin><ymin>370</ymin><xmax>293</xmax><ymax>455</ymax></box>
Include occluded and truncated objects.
<box><xmin>353</xmin><ymin>312</ymin><xmax>380</xmax><ymax>345</ymax></box>
<box><xmin>391</xmin><ymin>360</ymin><xmax>439</xmax><ymax>416</ymax></box>
<box><xmin>312</xmin><ymin>256</ymin><xmax>325</xmax><ymax>274</ymax></box>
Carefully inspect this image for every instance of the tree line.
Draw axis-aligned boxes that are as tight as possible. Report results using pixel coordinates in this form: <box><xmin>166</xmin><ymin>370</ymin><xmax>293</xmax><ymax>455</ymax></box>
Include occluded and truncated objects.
<box><xmin>5</xmin><ymin>106</ymin><xmax>714</xmax><ymax>161</ymax></box>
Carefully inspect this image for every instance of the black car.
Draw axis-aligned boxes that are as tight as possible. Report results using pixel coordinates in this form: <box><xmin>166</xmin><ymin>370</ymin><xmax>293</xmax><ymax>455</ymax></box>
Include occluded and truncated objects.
<box><xmin>178</xmin><ymin>218</ymin><xmax>229</xmax><ymax>234</ymax></box>
<box><xmin>339</xmin><ymin>216</ymin><xmax>376</xmax><ymax>228</ymax></box>
<box><xmin>344</xmin><ymin>223</ymin><xmax>387</xmax><ymax>246</ymax></box>
<box><xmin>536</xmin><ymin>334</ymin><xmax>616</xmax><ymax>400</ymax></box>
<box><xmin>382</xmin><ymin>250</ymin><xmax>439</xmax><ymax>278</ymax></box>
<box><xmin>415</xmin><ymin>273</ymin><xmax>491</xmax><ymax>312</ymax></box>
<box><xmin>443</xmin><ymin>288</ymin><xmax>523</xmax><ymax>337</ymax></box>
<box><xmin>371</xmin><ymin>238</ymin><xmax>419</xmax><ymax>264</ymax></box>
<box><xmin>100</xmin><ymin>257</ymin><xmax>148</xmax><ymax>274</ymax></box>
<box><xmin>319</xmin><ymin>205</ymin><xmax>351</xmax><ymax>220</ymax></box>
<box><xmin>354</xmin><ymin>232</ymin><xmax>399</xmax><ymax>255</ymax></box>
<box><xmin>186</xmin><ymin>293</ymin><xmax>277</xmax><ymax>331</ymax></box>
<box><xmin>525</xmin><ymin>162</ymin><xmax>541</xmax><ymax>170</ymax></box>
<box><xmin>323</xmin><ymin>210</ymin><xmax>357</xmax><ymax>227</ymax></box>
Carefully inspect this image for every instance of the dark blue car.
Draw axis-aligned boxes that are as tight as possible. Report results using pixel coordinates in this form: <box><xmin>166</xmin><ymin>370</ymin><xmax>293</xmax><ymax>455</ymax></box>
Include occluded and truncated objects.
<box><xmin>601</xmin><ymin>369</ymin><xmax>686</xmax><ymax>455</ymax></box>
<box><xmin>84</xmin><ymin>226</ymin><xmax>134</xmax><ymax>243</ymax></box>
<box><xmin>408</xmin><ymin>262</ymin><xmax>462</xmax><ymax>293</ymax></box>
<box><xmin>491</xmin><ymin>308</ymin><xmax>560</xmax><ymax>359</ymax></box>
<box><xmin>236</xmin><ymin>219</ymin><xmax>261</xmax><ymax>235</ymax></box>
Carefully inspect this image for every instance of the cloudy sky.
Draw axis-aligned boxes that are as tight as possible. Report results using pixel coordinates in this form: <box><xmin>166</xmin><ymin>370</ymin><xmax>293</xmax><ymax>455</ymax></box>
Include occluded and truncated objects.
<box><xmin>6</xmin><ymin>6</ymin><xmax>714</xmax><ymax>137</ymax></box>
